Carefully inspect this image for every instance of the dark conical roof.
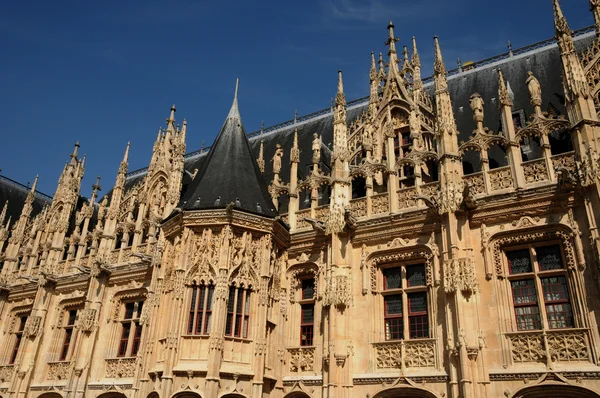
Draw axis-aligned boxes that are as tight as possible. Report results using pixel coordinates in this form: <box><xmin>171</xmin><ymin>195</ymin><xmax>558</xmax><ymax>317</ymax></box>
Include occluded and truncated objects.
<box><xmin>180</xmin><ymin>81</ymin><xmax>277</xmax><ymax>217</ymax></box>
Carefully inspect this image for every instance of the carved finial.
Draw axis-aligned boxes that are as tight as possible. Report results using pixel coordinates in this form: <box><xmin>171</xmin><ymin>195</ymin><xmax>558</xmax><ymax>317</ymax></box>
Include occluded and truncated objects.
<box><xmin>169</xmin><ymin>104</ymin><xmax>176</xmax><ymax>121</ymax></box>
<box><xmin>70</xmin><ymin>142</ymin><xmax>80</xmax><ymax>164</ymax></box>
<box><xmin>294</xmin><ymin>109</ymin><xmax>298</xmax><ymax>124</ymax></box>
<box><xmin>123</xmin><ymin>141</ymin><xmax>130</xmax><ymax>164</ymax></box>
<box><xmin>412</xmin><ymin>36</ymin><xmax>420</xmax><ymax>68</ymax></box>
<box><xmin>457</xmin><ymin>57</ymin><xmax>463</xmax><ymax>72</ymax></box>
<box><xmin>257</xmin><ymin>140</ymin><xmax>265</xmax><ymax>174</ymax></box>
<box><xmin>497</xmin><ymin>69</ymin><xmax>513</xmax><ymax>108</ymax></box>
<box><xmin>261</xmin><ymin>120</ymin><xmax>264</xmax><ymax>134</ymax></box>
<box><xmin>90</xmin><ymin>175</ymin><xmax>101</xmax><ymax>202</ymax></box>
<box><xmin>0</xmin><ymin>200</ymin><xmax>8</xmax><ymax>226</ymax></box>
<box><xmin>402</xmin><ymin>45</ymin><xmax>410</xmax><ymax>68</ymax></box>
<box><xmin>507</xmin><ymin>40</ymin><xmax>513</xmax><ymax>56</ymax></box>
<box><xmin>30</xmin><ymin>175</ymin><xmax>39</xmax><ymax>194</ymax></box>
<box><xmin>385</xmin><ymin>21</ymin><xmax>399</xmax><ymax>61</ymax></box>
<box><xmin>526</xmin><ymin>71</ymin><xmax>543</xmax><ymax>112</ymax></box>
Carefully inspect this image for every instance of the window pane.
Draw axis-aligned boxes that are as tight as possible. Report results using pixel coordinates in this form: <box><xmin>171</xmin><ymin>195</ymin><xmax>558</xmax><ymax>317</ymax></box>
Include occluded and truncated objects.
<box><xmin>244</xmin><ymin>292</ymin><xmax>251</xmax><ymax>315</ymax></box>
<box><xmin>511</xmin><ymin>279</ymin><xmax>538</xmax><ymax>305</ymax></box>
<box><xmin>124</xmin><ymin>303</ymin><xmax>135</xmax><ymax>319</ymax></box>
<box><xmin>225</xmin><ymin>314</ymin><xmax>233</xmax><ymax>336</ymax></box>
<box><xmin>536</xmin><ymin>245</ymin><xmax>563</xmax><ymax>271</ymax></box>
<box><xmin>409</xmin><ymin>292</ymin><xmax>427</xmax><ymax>314</ymax></box>
<box><xmin>301</xmin><ymin>325</ymin><xmax>314</xmax><ymax>346</ymax></box>
<box><xmin>301</xmin><ymin>304</ymin><xmax>314</xmax><ymax>324</ymax></box>
<box><xmin>515</xmin><ymin>306</ymin><xmax>541</xmax><ymax>330</ymax></box>
<box><xmin>136</xmin><ymin>301</ymin><xmax>144</xmax><ymax>318</ymax></box>
<box><xmin>205</xmin><ymin>313</ymin><xmax>212</xmax><ymax>334</ymax></box>
<box><xmin>189</xmin><ymin>286</ymin><xmax>198</xmax><ymax>311</ymax></box>
<box><xmin>206</xmin><ymin>286</ymin><xmax>214</xmax><ymax>310</ymax></box>
<box><xmin>236</xmin><ymin>291</ymin><xmax>244</xmax><ymax>314</ymax></box>
<box><xmin>542</xmin><ymin>276</ymin><xmax>570</xmax><ymax>302</ymax></box>
<box><xmin>384</xmin><ymin>295</ymin><xmax>403</xmax><ymax>315</ymax></box>
<box><xmin>546</xmin><ymin>303</ymin><xmax>574</xmax><ymax>329</ymax></box>
<box><xmin>385</xmin><ymin>318</ymin><xmax>403</xmax><ymax>340</ymax></box>
<box><xmin>409</xmin><ymin>315</ymin><xmax>429</xmax><ymax>338</ymax></box>
<box><xmin>227</xmin><ymin>288</ymin><xmax>236</xmax><ymax>312</ymax></box>
<box><xmin>302</xmin><ymin>279</ymin><xmax>315</xmax><ymax>300</ymax></box>
<box><xmin>507</xmin><ymin>249</ymin><xmax>532</xmax><ymax>274</ymax></box>
<box><xmin>406</xmin><ymin>264</ymin><xmax>426</xmax><ymax>287</ymax></box>
<box><xmin>67</xmin><ymin>310</ymin><xmax>78</xmax><ymax>326</ymax></box>
<box><xmin>198</xmin><ymin>286</ymin><xmax>206</xmax><ymax>310</ymax></box>
<box><xmin>383</xmin><ymin>268</ymin><xmax>402</xmax><ymax>290</ymax></box>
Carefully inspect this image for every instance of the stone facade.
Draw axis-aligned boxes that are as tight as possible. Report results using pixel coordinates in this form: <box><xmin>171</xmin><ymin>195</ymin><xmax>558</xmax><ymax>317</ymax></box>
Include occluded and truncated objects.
<box><xmin>2</xmin><ymin>2</ymin><xmax>600</xmax><ymax>397</ymax></box>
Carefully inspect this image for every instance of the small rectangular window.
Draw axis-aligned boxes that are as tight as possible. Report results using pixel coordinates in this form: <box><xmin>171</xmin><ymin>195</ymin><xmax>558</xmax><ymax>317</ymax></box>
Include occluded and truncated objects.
<box><xmin>301</xmin><ymin>279</ymin><xmax>315</xmax><ymax>300</ymax></box>
<box><xmin>408</xmin><ymin>292</ymin><xmax>428</xmax><ymax>338</ymax></box>
<box><xmin>536</xmin><ymin>245</ymin><xmax>563</xmax><ymax>271</ymax></box>
<box><xmin>384</xmin><ymin>294</ymin><xmax>403</xmax><ymax>340</ymax></box>
<box><xmin>406</xmin><ymin>264</ymin><xmax>426</xmax><ymax>287</ymax></box>
<box><xmin>301</xmin><ymin>304</ymin><xmax>314</xmax><ymax>346</ymax></box>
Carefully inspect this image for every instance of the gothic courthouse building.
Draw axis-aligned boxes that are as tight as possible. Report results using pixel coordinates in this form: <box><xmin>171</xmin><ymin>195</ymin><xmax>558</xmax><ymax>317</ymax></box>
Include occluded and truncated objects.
<box><xmin>6</xmin><ymin>2</ymin><xmax>600</xmax><ymax>397</ymax></box>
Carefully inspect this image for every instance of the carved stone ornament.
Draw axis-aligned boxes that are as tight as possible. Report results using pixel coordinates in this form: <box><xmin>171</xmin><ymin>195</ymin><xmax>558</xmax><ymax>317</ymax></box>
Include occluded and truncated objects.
<box><xmin>23</xmin><ymin>315</ymin><xmax>42</xmax><ymax>338</ymax></box>
<box><xmin>443</xmin><ymin>257</ymin><xmax>479</xmax><ymax>294</ymax></box>
<box><xmin>75</xmin><ymin>308</ymin><xmax>97</xmax><ymax>332</ymax></box>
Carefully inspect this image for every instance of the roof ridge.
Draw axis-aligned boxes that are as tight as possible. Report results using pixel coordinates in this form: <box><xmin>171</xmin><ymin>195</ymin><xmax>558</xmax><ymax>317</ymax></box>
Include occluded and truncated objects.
<box><xmin>0</xmin><ymin>174</ymin><xmax>53</xmax><ymax>201</ymax></box>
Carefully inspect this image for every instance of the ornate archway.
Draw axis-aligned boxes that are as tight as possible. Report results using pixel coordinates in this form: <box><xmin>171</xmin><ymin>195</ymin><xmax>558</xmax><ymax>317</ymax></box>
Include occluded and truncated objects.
<box><xmin>373</xmin><ymin>386</ymin><xmax>438</xmax><ymax>398</ymax></box>
<box><xmin>512</xmin><ymin>384</ymin><xmax>600</xmax><ymax>398</ymax></box>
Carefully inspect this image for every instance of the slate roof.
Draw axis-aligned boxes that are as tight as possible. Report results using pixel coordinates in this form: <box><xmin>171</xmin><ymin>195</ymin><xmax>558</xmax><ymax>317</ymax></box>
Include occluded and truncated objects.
<box><xmin>0</xmin><ymin>175</ymin><xmax>52</xmax><ymax>223</ymax></box>
<box><xmin>35</xmin><ymin>26</ymin><xmax>600</xmax><ymax>216</ymax></box>
<box><xmin>179</xmin><ymin>82</ymin><xmax>277</xmax><ymax>217</ymax></box>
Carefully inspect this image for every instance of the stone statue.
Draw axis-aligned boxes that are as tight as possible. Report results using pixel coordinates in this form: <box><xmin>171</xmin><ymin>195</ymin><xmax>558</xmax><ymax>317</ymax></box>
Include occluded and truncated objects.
<box><xmin>469</xmin><ymin>93</ymin><xmax>484</xmax><ymax>125</ymax></box>
<box><xmin>409</xmin><ymin>109</ymin><xmax>420</xmax><ymax>136</ymax></box>
<box><xmin>312</xmin><ymin>133</ymin><xmax>321</xmax><ymax>163</ymax></box>
<box><xmin>526</xmin><ymin>71</ymin><xmax>542</xmax><ymax>107</ymax></box>
<box><xmin>273</xmin><ymin>144</ymin><xmax>284</xmax><ymax>175</ymax></box>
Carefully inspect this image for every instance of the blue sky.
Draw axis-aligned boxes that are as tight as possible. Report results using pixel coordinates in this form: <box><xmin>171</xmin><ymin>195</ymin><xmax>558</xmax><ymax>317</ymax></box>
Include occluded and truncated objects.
<box><xmin>0</xmin><ymin>0</ymin><xmax>593</xmax><ymax>197</ymax></box>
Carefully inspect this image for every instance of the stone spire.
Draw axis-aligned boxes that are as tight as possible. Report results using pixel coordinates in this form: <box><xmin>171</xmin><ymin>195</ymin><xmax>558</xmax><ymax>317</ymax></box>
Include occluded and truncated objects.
<box><xmin>385</xmin><ymin>21</ymin><xmax>399</xmax><ymax>72</ymax></box>
<box><xmin>369</xmin><ymin>51</ymin><xmax>380</xmax><ymax>115</ymax></box>
<box><xmin>592</xmin><ymin>0</ymin><xmax>600</xmax><ymax>36</ymax></box>
<box><xmin>332</xmin><ymin>70</ymin><xmax>349</xmax><ymax>164</ymax></box>
<box><xmin>0</xmin><ymin>200</ymin><xmax>7</xmax><ymax>227</ymax></box>
<box><xmin>434</xmin><ymin>36</ymin><xmax>458</xmax><ymax>145</ymax></box>
<box><xmin>13</xmin><ymin>175</ymin><xmax>38</xmax><ymax>243</ymax></box>
<box><xmin>180</xmin><ymin>79</ymin><xmax>276</xmax><ymax>217</ymax></box>
<box><xmin>166</xmin><ymin>104</ymin><xmax>177</xmax><ymax>134</ymax></box>
<box><xmin>107</xmin><ymin>142</ymin><xmax>129</xmax><ymax>221</ymax></box>
<box><xmin>412</xmin><ymin>36</ymin><xmax>421</xmax><ymax>69</ymax></box>
<box><xmin>412</xmin><ymin>36</ymin><xmax>423</xmax><ymax>93</ymax></box>
<box><xmin>554</xmin><ymin>0</ymin><xmax>595</xmax><ymax>120</ymax></box>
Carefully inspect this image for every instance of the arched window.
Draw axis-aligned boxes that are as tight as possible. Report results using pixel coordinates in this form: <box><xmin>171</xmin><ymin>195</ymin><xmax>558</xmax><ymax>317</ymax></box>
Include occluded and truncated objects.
<box><xmin>187</xmin><ymin>283</ymin><xmax>214</xmax><ymax>335</ymax></box>
<box><xmin>225</xmin><ymin>286</ymin><xmax>251</xmax><ymax>338</ymax></box>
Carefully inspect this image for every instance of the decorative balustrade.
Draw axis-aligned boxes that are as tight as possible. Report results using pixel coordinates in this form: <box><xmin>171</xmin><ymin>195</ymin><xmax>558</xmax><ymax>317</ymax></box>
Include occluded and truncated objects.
<box><xmin>0</xmin><ymin>365</ymin><xmax>13</xmax><ymax>382</ymax></box>
<box><xmin>506</xmin><ymin>329</ymin><xmax>591</xmax><ymax>365</ymax></box>
<box><xmin>397</xmin><ymin>187</ymin><xmax>417</xmax><ymax>209</ymax></box>
<box><xmin>373</xmin><ymin>338</ymin><xmax>437</xmax><ymax>370</ymax></box>
<box><xmin>551</xmin><ymin>151</ymin><xmax>576</xmax><ymax>176</ymax></box>
<box><xmin>296</xmin><ymin>209</ymin><xmax>311</xmax><ymax>229</ymax></box>
<box><xmin>314</xmin><ymin>205</ymin><xmax>329</xmax><ymax>223</ymax></box>
<box><xmin>489</xmin><ymin>166</ymin><xmax>514</xmax><ymax>191</ymax></box>
<box><xmin>522</xmin><ymin>158</ymin><xmax>549</xmax><ymax>184</ymax></box>
<box><xmin>288</xmin><ymin>346</ymin><xmax>315</xmax><ymax>372</ymax></box>
<box><xmin>47</xmin><ymin>361</ymin><xmax>72</xmax><ymax>381</ymax></box>
<box><xmin>463</xmin><ymin>172</ymin><xmax>486</xmax><ymax>195</ymax></box>
<box><xmin>372</xmin><ymin>193</ymin><xmax>389</xmax><ymax>215</ymax></box>
<box><xmin>105</xmin><ymin>357</ymin><xmax>137</xmax><ymax>378</ymax></box>
<box><xmin>349</xmin><ymin>197</ymin><xmax>367</xmax><ymax>218</ymax></box>
<box><xmin>421</xmin><ymin>182</ymin><xmax>440</xmax><ymax>198</ymax></box>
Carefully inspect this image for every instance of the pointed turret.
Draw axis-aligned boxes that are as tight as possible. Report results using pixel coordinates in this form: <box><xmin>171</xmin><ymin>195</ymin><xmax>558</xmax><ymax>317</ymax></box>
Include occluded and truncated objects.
<box><xmin>180</xmin><ymin>79</ymin><xmax>276</xmax><ymax>217</ymax></box>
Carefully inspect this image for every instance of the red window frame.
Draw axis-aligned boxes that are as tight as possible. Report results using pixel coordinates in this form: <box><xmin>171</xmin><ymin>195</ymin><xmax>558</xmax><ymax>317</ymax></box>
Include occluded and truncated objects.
<box><xmin>117</xmin><ymin>300</ymin><xmax>144</xmax><ymax>357</ymax></box>
<box><xmin>10</xmin><ymin>315</ymin><xmax>28</xmax><ymax>364</ymax></box>
<box><xmin>225</xmin><ymin>287</ymin><xmax>250</xmax><ymax>338</ymax></box>
<box><xmin>188</xmin><ymin>284</ymin><xmax>214</xmax><ymax>335</ymax></box>
<box><xmin>59</xmin><ymin>309</ymin><xmax>78</xmax><ymax>361</ymax></box>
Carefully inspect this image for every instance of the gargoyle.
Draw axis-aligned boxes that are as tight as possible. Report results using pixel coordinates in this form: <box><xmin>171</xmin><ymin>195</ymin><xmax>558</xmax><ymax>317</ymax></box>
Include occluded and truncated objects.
<box><xmin>344</xmin><ymin>209</ymin><xmax>357</xmax><ymax>231</ymax></box>
<box><xmin>462</xmin><ymin>182</ymin><xmax>478</xmax><ymax>210</ymax></box>
<box><xmin>556</xmin><ymin>167</ymin><xmax>576</xmax><ymax>190</ymax></box>
<box><xmin>132</xmin><ymin>253</ymin><xmax>153</xmax><ymax>264</ymax></box>
<box><xmin>303</xmin><ymin>217</ymin><xmax>326</xmax><ymax>233</ymax></box>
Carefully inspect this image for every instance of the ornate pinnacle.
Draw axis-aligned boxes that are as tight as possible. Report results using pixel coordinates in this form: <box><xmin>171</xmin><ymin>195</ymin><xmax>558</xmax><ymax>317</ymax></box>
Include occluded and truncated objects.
<box><xmin>433</xmin><ymin>36</ymin><xmax>446</xmax><ymax>76</ymax></box>
<box><xmin>70</xmin><ymin>142</ymin><xmax>80</xmax><ymax>164</ymax></box>
<box><xmin>91</xmin><ymin>176</ymin><xmax>102</xmax><ymax>202</ymax></box>
<box><xmin>0</xmin><ymin>200</ymin><xmax>7</xmax><ymax>226</ymax></box>
<box><xmin>370</xmin><ymin>51</ymin><xmax>377</xmax><ymax>81</ymax></box>
<box><xmin>335</xmin><ymin>70</ymin><xmax>346</xmax><ymax>107</ymax></box>
<box><xmin>497</xmin><ymin>69</ymin><xmax>513</xmax><ymax>108</ymax></box>
<box><xmin>412</xmin><ymin>36</ymin><xmax>420</xmax><ymax>68</ymax></box>
<box><xmin>290</xmin><ymin>129</ymin><xmax>300</xmax><ymax>164</ymax></box>
<box><xmin>385</xmin><ymin>21</ymin><xmax>399</xmax><ymax>56</ymax></box>
<box><xmin>257</xmin><ymin>140</ymin><xmax>265</xmax><ymax>174</ymax></box>
<box><xmin>553</xmin><ymin>0</ymin><xmax>571</xmax><ymax>36</ymax></box>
